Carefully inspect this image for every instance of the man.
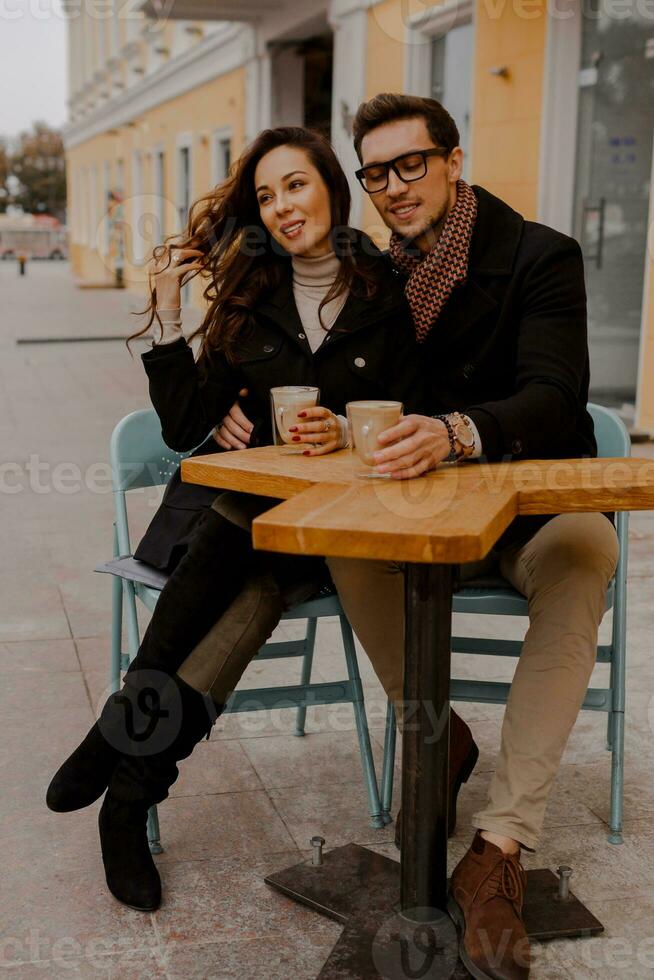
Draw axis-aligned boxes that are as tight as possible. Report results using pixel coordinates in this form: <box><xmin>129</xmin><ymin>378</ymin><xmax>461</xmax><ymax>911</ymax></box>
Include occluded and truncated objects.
<box><xmin>214</xmin><ymin>94</ymin><xmax>618</xmax><ymax>980</ymax></box>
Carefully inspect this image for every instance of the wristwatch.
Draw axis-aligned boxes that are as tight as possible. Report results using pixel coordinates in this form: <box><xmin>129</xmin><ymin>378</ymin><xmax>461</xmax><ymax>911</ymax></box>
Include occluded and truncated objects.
<box><xmin>434</xmin><ymin>412</ymin><xmax>476</xmax><ymax>461</ymax></box>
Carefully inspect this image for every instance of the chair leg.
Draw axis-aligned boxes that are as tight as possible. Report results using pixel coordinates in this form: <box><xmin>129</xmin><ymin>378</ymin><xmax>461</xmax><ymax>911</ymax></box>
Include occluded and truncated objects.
<box><xmin>339</xmin><ymin>616</ymin><xmax>384</xmax><ymax>829</ymax></box>
<box><xmin>608</xmin><ymin>710</ymin><xmax>625</xmax><ymax>845</ymax></box>
<box><xmin>110</xmin><ymin>572</ymin><xmax>123</xmax><ymax>693</ymax></box>
<box><xmin>148</xmin><ymin>805</ymin><xmax>163</xmax><ymax>855</ymax></box>
<box><xmin>123</xmin><ymin>579</ymin><xmax>141</xmax><ymax>665</ymax></box>
<box><xmin>295</xmin><ymin>618</ymin><xmax>317</xmax><ymax>737</ymax></box>
<box><xmin>380</xmin><ymin>700</ymin><xmax>397</xmax><ymax>826</ymax></box>
<box><xmin>606</xmin><ymin>650</ymin><xmax>616</xmax><ymax>751</ymax></box>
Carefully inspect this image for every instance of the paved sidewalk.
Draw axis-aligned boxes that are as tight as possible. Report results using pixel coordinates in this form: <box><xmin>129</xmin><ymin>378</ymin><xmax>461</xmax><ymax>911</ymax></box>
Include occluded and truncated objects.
<box><xmin>1</xmin><ymin>262</ymin><xmax>654</xmax><ymax>978</ymax></box>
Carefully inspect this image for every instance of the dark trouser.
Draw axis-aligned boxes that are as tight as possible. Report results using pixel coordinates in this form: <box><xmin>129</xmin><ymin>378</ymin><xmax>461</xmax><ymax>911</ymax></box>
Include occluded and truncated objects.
<box><xmin>126</xmin><ymin>494</ymin><xmax>327</xmax><ymax>701</ymax></box>
<box><xmin>125</xmin><ymin>508</ymin><xmax>257</xmax><ymax>682</ymax></box>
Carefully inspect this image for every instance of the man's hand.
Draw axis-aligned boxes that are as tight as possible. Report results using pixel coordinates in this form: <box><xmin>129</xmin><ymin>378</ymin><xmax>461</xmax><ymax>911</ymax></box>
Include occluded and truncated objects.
<box><xmin>213</xmin><ymin>389</ymin><xmax>253</xmax><ymax>450</ymax></box>
<box><xmin>373</xmin><ymin>415</ymin><xmax>451</xmax><ymax>479</ymax></box>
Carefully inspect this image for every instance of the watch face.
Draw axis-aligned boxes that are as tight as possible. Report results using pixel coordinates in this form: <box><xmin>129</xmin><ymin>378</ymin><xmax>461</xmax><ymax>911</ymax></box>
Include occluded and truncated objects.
<box><xmin>454</xmin><ymin>422</ymin><xmax>474</xmax><ymax>448</ymax></box>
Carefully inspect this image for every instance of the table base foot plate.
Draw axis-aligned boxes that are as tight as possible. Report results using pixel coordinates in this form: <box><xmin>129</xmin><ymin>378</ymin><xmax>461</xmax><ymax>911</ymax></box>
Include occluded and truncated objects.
<box><xmin>265</xmin><ymin>844</ymin><xmax>603</xmax><ymax>979</ymax></box>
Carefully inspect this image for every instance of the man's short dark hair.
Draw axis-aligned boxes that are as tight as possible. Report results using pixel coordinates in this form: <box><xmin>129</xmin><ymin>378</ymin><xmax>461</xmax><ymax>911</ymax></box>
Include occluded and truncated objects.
<box><xmin>352</xmin><ymin>93</ymin><xmax>460</xmax><ymax>162</ymax></box>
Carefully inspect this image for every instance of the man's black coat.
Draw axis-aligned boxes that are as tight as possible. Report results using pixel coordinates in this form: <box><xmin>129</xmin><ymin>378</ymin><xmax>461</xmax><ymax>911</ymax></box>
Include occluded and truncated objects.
<box><xmin>398</xmin><ymin>184</ymin><xmax>597</xmax><ymax>548</ymax></box>
<box><xmin>407</xmin><ymin>184</ymin><xmax>595</xmax><ymax>462</ymax></box>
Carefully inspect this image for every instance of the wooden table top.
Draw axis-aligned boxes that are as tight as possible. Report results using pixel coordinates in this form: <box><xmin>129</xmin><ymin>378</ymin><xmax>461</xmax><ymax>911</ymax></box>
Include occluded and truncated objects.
<box><xmin>182</xmin><ymin>448</ymin><xmax>654</xmax><ymax>563</ymax></box>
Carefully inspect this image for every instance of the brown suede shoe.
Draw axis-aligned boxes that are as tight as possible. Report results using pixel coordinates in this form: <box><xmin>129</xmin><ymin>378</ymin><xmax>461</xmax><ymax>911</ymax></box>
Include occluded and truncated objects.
<box><xmin>448</xmin><ymin>832</ymin><xmax>530</xmax><ymax>980</ymax></box>
<box><xmin>394</xmin><ymin>708</ymin><xmax>479</xmax><ymax>847</ymax></box>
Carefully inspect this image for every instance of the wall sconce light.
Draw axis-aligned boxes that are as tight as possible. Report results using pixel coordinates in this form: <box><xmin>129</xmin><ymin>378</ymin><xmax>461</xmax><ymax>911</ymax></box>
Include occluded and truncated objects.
<box><xmin>489</xmin><ymin>66</ymin><xmax>510</xmax><ymax>79</ymax></box>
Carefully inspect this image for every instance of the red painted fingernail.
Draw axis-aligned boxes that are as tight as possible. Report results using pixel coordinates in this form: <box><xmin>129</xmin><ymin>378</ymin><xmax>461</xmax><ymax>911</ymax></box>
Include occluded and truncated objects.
<box><xmin>288</xmin><ymin>426</ymin><xmax>298</xmax><ymax>432</ymax></box>
<box><xmin>298</xmin><ymin>412</ymin><xmax>306</xmax><ymax>418</ymax></box>
<box><xmin>292</xmin><ymin>436</ymin><xmax>301</xmax><ymax>442</ymax></box>
<box><xmin>303</xmin><ymin>450</ymin><xmax>311</xmax><ymax>456</ymax></box>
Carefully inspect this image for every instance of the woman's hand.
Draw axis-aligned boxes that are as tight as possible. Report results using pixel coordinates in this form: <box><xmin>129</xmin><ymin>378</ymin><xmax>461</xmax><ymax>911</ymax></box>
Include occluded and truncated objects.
<box><xmin>288</xmin><ymin>406</ymin><xmax>343</xmax><ymax>456</ymax></box>
<box><xmin>150</xmin><ymin>246</ymin><xmax>205</xmax><ymax>309</ymax></box>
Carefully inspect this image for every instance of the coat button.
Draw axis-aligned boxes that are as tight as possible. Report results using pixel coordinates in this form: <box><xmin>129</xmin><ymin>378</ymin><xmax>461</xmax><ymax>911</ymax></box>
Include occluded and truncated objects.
<box><xmin>462</xmin><ymin>362</ymin><xmax>475</xmax><ymax>380</ymax></box>
<box><xmin>511</xmin><ymin>439</ymin><xmax>523</xmax><ymax>455</ymax></box>
<box><xmin>263</xmin><ymin>344</ymin><xmax>274</xmax><ymax>353</ymax></box>
<box><xmin>298</xmin><ymin>332</ymin><xmax>306</xmax><ymax>340</ymax></box>
<box><xmin>354</xmin><ymin>356</ymin><xmax>366</xmax><ymax>368</ymax></box>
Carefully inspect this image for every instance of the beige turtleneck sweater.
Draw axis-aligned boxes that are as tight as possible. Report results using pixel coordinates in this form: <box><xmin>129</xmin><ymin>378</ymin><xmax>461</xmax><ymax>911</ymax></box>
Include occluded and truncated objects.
<box><xmin>291</xmin><ymin>250</ymin><xmax>348</xmax><ymax>351</ymax></box>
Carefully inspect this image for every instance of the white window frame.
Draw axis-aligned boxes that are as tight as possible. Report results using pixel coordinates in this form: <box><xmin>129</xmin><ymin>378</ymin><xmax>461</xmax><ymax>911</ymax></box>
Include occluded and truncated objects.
<box><xmin>131</xmin><ymin>150</ymin><xmax>146</xmax><ymax>264</ymax></box>
<box><xmin>78</xmin><ymin>167</ymin><xmax>88</xmax><ymax>247</ymax></box>
<box><xmin>210</xmin><ymin>126</ymin><xmax>233</xmax><ymax>187</ymax></box>
<box><xmin>538</xmin><ymin>4</ymin><xmax>583</xmax><ymax>234</ymax></box>
<box><xmin>403</xmin><ymin>0</ymin><xmax>475</xmax><ymax>173</ymax></box>
<box><xmin>103</xmin><ymin>160</ymin><xmax>111</xmax><ymax>254</ymax></box>
<box><xmin>82</xmin><ymin>168</ymin><xmax>88</xmax><ymax>245</ymax></box>
<box><xmin>152</xmin><ymin>143</ymin><xmax>166</xmax><ymax>244</ymax></box>
<box><xmin>90</xmin><ymin>164</ymin><xmax>99</xmax><ymax>250</ymax></box>
<box><xmin>176</xmin><ymin>131</ymin><xmax>193</xmax><ymax>234</ymax></box>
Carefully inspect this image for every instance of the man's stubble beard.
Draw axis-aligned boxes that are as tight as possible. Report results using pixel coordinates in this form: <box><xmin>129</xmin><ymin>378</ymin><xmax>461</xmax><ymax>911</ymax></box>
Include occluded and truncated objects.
<box><xmin>412</xmin><ymin>203</ymin><xmax>449</xmax><ymax>252</ymax></box>
<box><xmin>389</xmin><ymin>202</ymin><xmax>449</xmax><ymax>253</ymax></box>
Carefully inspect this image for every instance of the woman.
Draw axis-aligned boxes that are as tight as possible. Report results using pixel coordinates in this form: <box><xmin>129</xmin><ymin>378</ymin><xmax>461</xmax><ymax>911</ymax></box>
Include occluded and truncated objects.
<box><xmin>46</xmin><ymin>127</ymin><xmax>423</xmax><ymax>913</ymax></box>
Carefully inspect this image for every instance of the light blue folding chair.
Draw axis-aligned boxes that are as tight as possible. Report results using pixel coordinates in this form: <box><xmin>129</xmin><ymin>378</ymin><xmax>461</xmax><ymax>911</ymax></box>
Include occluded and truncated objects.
<box><xmin>100</xmin><ymin>409</ymin><xmax>385</xmax><ymax>854</ymax></box>
<box><xmin>379</xmin><ymin>403</ymin><xmax>630</xmax><ymax>844</ymax></box>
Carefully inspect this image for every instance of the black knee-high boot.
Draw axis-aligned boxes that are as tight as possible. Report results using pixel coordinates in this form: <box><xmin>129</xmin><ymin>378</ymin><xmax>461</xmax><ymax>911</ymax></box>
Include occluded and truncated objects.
<box><xmin>47</xmin><ymin>511</ymin><xmax>254</xmax><ymax>813</ymax></box>
<box><xmin>99</xmin><ymin>674</ymin><xmax>221</xmax><ymax>911</ymax></box>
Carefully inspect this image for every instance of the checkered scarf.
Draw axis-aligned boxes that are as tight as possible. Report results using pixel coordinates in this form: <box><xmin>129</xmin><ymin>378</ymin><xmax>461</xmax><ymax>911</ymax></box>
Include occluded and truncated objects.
<box><xmin>388</xmin><ymin>180</ymin><xmax>478</xmax><ymax>343</ymax></box>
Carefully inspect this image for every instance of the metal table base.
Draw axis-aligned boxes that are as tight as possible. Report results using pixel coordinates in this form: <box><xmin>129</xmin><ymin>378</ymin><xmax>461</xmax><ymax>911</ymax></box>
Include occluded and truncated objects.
<box><xmin>265</xmin><ymin>564</ymin><xmax>604</xmax><ymax>978</ymax></box>
<box><xmin>265</xmin><ymin>843</ymin><xmax>604</xmax><ymax>978</ymax></box>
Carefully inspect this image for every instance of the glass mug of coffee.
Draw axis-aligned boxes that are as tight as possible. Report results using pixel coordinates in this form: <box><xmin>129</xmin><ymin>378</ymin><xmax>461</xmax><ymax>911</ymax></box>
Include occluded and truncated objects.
<box><xmin>347</xmin><ymin>400</ymin><xmax>403</xmax><ymax>476</ymax></box>
<box><xmin>271</xmin><ymin>386</ymin><xmax>320</xmax><ymax>450</ymax></box>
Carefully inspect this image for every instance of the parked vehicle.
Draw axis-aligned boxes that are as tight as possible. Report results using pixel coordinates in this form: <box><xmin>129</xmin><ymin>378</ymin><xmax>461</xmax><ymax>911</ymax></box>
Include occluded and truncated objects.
<box><xmin>0</xmin><ymin>214</ymin><xmax>68</xmax><ymax>260</ymax></box>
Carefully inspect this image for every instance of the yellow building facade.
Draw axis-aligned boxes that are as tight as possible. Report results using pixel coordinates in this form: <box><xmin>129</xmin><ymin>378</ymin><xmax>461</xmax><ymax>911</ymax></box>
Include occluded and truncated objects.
<box><xmin>64</xmin><ymin>0</ymin><xmax>654</xmax><ymax>427</ymax></box>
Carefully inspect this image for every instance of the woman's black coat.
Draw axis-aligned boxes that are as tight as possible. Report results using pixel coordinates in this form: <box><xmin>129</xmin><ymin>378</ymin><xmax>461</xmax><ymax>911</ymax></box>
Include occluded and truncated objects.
<box><xmin>135</xmin><ymin>244</ymin><xmax>424</xmax><ymax>570</ymax></box>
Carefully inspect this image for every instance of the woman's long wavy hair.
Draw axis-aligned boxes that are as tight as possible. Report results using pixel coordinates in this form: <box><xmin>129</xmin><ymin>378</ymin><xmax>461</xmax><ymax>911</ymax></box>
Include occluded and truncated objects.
<box><xmin>130</xmin><ymin>127</ymin><xmax>383</xmax><ymax>361</ymax></box>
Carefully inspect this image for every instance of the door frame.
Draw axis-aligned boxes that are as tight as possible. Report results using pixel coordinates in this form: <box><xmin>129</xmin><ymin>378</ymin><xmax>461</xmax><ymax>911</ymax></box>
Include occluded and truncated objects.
<box><xmin>210</xmin><ymin>126</ymin><xmax>233</xmax><ymax>187</ymax></box>
<box><xmin>540</xmin><ymin>5</ymin><xmax>654</xmax><ymax>410</ymax></box>
<box><xmin>403</xmin><ymin>0</ymin><xmax>475</xmax><ymax>174</ymax></box>
<box><xmin>404</xmin><ymin>0</ymin><xmax>474</xmax><ymax>96</ymax></box>
<box><xmin>538</xmin><ymin>4</ymin><xmax>582</xmax><ymax>236</ymax></box>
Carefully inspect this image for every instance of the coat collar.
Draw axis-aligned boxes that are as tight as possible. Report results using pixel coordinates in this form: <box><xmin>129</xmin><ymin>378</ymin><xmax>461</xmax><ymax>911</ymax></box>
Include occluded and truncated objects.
<box><xmin>468</xmin><ymin>185</ymin><xmax>524</xmax><ymax>277</ymax></box>
<box><xmin>388</xmin><ymin>186</ymin><xmax>525</xmax><ymax>352</ymax></box>
<box><xmin>257</xmin><ymin>234</ymin><xmax>403</xmax><ymax>355</ymax></box>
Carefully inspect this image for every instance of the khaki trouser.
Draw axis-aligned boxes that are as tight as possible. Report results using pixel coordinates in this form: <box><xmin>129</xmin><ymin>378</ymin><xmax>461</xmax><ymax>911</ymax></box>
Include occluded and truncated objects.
<box><xmin>326</xmin><ymin>513</ymin><xmax>619</xmax><ymax>851</ymax></box>
<box><xmin>177</xmin><ymin>568</ymin><xmax>285</xmax><ymax>703</ymax></box>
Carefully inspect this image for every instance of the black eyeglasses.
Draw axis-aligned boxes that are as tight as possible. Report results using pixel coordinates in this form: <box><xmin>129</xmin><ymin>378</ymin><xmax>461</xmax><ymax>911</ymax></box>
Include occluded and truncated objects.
<box><xmin>355</xmin><ymin>148</ymin><xmax>449</xmax><ymax>194</ymax></box>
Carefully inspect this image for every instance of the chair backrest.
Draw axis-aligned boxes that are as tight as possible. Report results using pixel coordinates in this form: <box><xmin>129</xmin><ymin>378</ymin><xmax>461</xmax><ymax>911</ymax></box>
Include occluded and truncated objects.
<box><xmin>110</xmin><ymin>409</ymin><xmax>194</xmax><ymax>557</ymax></box>
<box><xmin>110</xmin><ymin>409</ymin><xmax>191</xmax><ymax>493</ymax></box>
<box><xmin>587</xmin><ymin>402</ymin><xmax>630</xmax><ymax>459</ymax></box>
